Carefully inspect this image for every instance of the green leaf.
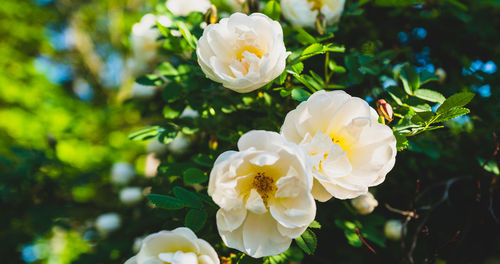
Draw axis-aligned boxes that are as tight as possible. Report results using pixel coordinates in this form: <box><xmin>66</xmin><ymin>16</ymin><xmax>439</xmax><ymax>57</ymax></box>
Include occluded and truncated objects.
<box><xmin>434</xmin><ymin>107</ymin><xmax>470</xmax><ymax>123</ymax></box>
<box><xmin>129</xmin><ymin>126</ymin><xmax>161</xmax><ymax>141</ymax></box>
<box><xmin>193</xmin><ymin>154</ymin><xmax>214</xmax><ymax>167</ymax></box>
<box><xmin>263</xmin><ymin>0</ymin><xmax>281</xmax><ymax>21</ymax></box>
<box><xmin>278</xmin><ymin>71</ymin><xmax>287</xmax><ymax>85</ymax></box>
<box><xmin>374</xmin><ymin>0</ymin><xmax>424</xmax><ymax>6</ymax></box>
<box><xmin>157</xmin><ymin>62</ymin><xmax>178</xmax><ymax>77</ymax></box>
<box><xmin>478</xmin><ymin>158</ymin><xmax>500</xmax><ymax>175</ymax></box>
<box><xmin>173</xmin><ymin>186</ymin><xmax>203</xmax><ymax>208</ymax></box>
<box><xmin>176</xmin><ymin>21</ymin><xmax>197</xmax><ymax>49</ymax></box>
<box><xmin>291</xmin><ymin>88</ymin><xmax>311</xmax><ymax>102</ymax></box>
<box><xmin>395</xmin><ymin>133</ymin><xmax>408</xmax><ymax>151</ymax></box>
<box><xmin>155</xmin><ymin>21</ymin><xmax>171</xmax><ymax>37</ymax></box>
<box><xmin>163</xmin><ymin>105</ymin><xmax>180</xmax><ymax>119</ymax></box>
<box><xmin>136</xmin><ymin>74</ymin><xmax>162</xmax><ymax>86</ymax></box>
<box><xmin>295</xmin><ymin>28</ymin><xmax>316</xmax><ymax>45</ymax></box>
<box><xmin>309</xmin><ymin>220</ymin><xmax>322</xmax><ymax>229</ymax></box>
<box><xmin>414</xmin><ymin>89</ymin><xmax>446</xmax><ymax>103</ymax></box>
<box><xmin>295</xmin><ymin>229</ymin><xmax>317</xmax><ymax>255</ymax></box>
<box><xmin>437</xmin><ymin>92</ymin><xmax>475</xmax><ymax>114</ymax></box>
<box><xmin>344</xmin><ymin>230</ymin><xmax>363</xmax><ymax>247</ymax></box>
<box><xmin>419</xmin><ymin>70</ymin><xmax>440</xmax><ymax>85</ymax></box>
<box><xmin>147</xmin><ymin>194</ymin><xmax>184</xmax><ymax>210</ymax></box>
<box><xmin>183</xmin><ymin>168</ymin><xmax>208</xmax><ymax>184</ymax></box>
<box><xmin>411</xmin><ymin>111</ymin><xmax>435</xmax><ymax>125</ymax></box>
<box><xmin>291</xmin><ymin>62</ymin><xmax>304</xmax><ymax>74</ymax></box>
<box><xmin>301</xmin><ymin>43</ymin><xmax>324</xmax><ymax>59</ymax></box>
<box><xmin>158</xmin><ymin>124</ymin><xmax>178</xmax><ymax>144</ymax></box>
<box><xmin>162</xmin><ymin>82</ymin><xmax>182</xmax><ymax>103</ymax></box>
<box><xmin>400</xmin><ymin>64</ymin><xmax>420</xmax><ymax>95</ymax></box>
<box><xmin>185</xmin><ymin>209</ymin><xmax>208</xmax><ymax>232</ymax></box>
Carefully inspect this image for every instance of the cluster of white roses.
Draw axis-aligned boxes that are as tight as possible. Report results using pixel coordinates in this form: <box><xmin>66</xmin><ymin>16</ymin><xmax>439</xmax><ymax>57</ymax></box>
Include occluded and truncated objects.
<box><xmin>126</xmin><ymin>1</ymin><xmax>399</xmax><ymax>263</ymax></box>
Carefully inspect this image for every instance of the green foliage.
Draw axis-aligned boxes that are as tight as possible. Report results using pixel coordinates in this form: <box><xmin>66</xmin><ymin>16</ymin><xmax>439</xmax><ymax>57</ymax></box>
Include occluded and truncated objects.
<box><xmin>295</xmin><ymin>229</ymin><xmax>317</xmax><ymax>255</ymax></box>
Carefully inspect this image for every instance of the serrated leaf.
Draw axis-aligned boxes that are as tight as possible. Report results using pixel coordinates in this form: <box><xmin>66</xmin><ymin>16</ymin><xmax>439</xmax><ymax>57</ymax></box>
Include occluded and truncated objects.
<box><xmin>185</xmin><ymin>209</ymin><xmax>207</xmax><ymax>232</ymax></box>
<box><xmin>263</xmin><ymin>0</ymin><xmax>281</xmax><ymax>21</ymax></box>
<box><xmin>434</xmin><ymin>107</ymin><xmax>470</xmax><ymax>123</ymax></box>
<box><xmin>301</xmin><ymin>43</ymin><xmax>324</xmax><ymax>59</ymax></box>
<box><xmin>291</xmin><ymin>88</ymin><xmax>311</xmax><ymax>101</ymax></box>
<box><xmin>437</xmin><ymin>92</ymin><xmax>475</xmax><ymax>114</ymax></box>
<box><xmin>278</xmin><ymin>71</ymin><xmax>287</xmax><ymax>85</ymax></box>
<box><xmin>147</xmin><ymin>194</ymin><xmax>184</xmax><ymax>210</ymax></box>
<box><xmin>295</xmin><ymin>229</ymin><xmax>317</xmax><ymax>255</ymax></box>
<box><xmin>309</xmin><ymin>220</ymin><xmax>321</xmax><ymax>229</ymax></box>
<box><xmin>291</xmin><ymin>62</ymin><xmax>304</xmax><ymax>74</ymax></box>
<box><xmin>173</xmin><ymin>186</ymin><xmax>203</xmax><ymax>208</ymax></box>
<box><xmin>400</xmin><ymin>64</ymin><xmax>420</xmax><ymax>95</ymax></box>
<box><xmin>129</xmin><ymin>126</ymin><xmax>161</xmax><ymax>141</ymax></box>
<box><xmin>183</xmin><ymin>168</ymin><xmax>207</xmax><ymax>184</ymax></box>
<box><xmin>411</xmin><ymin>111</ymin><xmax>435</xmax><ymax>125</ymax></box>
<box><xmin>414</xmin><ymin>89</ymin><xmax>446</xmax><ymax>103</ymax></box>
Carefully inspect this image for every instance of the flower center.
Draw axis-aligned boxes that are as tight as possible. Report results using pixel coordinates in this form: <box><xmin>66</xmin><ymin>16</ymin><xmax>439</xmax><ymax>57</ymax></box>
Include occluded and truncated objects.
<box><xmin>252</xmin><ymin>172</ymin><xmax>275</xmax><ymax>205</ymax></box>
<box><xmin>235</xmin><ymin>45</ymin><xmax>265</xmax><ymax>61</ymax></box>
<box><xmin>307</xmin><ymin>0</ymin><xmax>323</xmax><ymax>11</ymax></box>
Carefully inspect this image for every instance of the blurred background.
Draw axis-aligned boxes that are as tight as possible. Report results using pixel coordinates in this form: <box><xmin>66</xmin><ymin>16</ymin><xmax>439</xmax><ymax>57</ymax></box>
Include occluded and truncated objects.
<box><xmin>1</xmin><ymin>0</ymin><xmax>499</xmax><ymax>263</ymax></box>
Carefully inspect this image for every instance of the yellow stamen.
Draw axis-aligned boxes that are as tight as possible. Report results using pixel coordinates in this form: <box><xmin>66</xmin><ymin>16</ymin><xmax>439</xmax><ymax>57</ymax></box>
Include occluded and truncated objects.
<box><xmin>252</xmin><ymin>172</ymin><xmax>275</xmax><ymax>205</ymax></box>
<box><xmin>235</xmin><ymin>45</ymin><xmax>265</xmax><ymax>61</ymax></box>
<box><xmin>307</xmin><ymin>0</ymin><xmax>323</xmax><ymax>11</ymax></box>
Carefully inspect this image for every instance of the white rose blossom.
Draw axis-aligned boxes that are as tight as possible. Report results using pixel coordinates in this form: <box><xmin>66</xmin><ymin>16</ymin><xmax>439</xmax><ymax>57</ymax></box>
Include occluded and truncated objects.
<box><xmin>197</xmin><ymin>13</ymin><xmax>290</xmax><ymax>93</ymax></box>
<box><xmin>166</xmin><ymin>0</ymin><xmax>212</xmax><ymax>16</ymax></box>
<box><xmin>281</xmin><ymin>90</ymin><xmax>397</xmax><ymax>201</ymax></box>
<box><xmin>208</xmin><ymin>130</ymin><xmax>316</xmax><ymax>258</ymax></box>
<box><xmin>281</xmin><ymin>0</ymin><xmax>346</xmax><ymax>28</ymax></box>
<box><xmin>125</xmin><ymin>227</ymin><xmax>220</xmax><ymax>264</ymax></box>
<box><xmin>350</xmin><ymin>192</ymin><xmax>378</xmax><ymax>215</ymax></box>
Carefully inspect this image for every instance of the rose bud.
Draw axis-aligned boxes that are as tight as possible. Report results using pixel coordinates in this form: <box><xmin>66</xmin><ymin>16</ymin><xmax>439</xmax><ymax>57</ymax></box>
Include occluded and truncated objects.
<box><xmin>351</xmin><ymin>192</ymin><xmax>379</xmax><ymax>215</ymax></box>
<box><xmin>204</xmin><ymin>5</ymin><xmax>218</xmax><ymax>25</ymax></box>
<box><xmin>384</xmin><ymin>219</ymin><xmax>403</xmax><ymax>241</ymax></box>
<box><xmin>376</xmin><ymin>99</ymin><xmax>393</xmax><ymax>123</ymax></box>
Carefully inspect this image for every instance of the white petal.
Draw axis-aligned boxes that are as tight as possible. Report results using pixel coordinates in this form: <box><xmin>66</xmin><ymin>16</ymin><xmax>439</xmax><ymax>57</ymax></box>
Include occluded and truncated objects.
<box><xmin>242</xmin><ymin>212</ymin><xmax>292</xmax><ymax>258</ymax></box>
<box><xmin>216</xmin><ymin>207</ymin><xmax>247</xmax><ymax>232</ymax></box>
<box><xmin>246</xmin><ymin>189</ymin><xmax>268</xmax><ymax>214</ymax></box>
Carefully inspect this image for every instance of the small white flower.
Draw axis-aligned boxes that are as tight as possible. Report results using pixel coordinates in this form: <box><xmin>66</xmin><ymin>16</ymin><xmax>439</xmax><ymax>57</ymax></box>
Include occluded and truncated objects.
<box><xmin>281</xmin><ymin>0</ymin><xmax>346</xmax><ymax>28</ymax></box>
<box><xmin>167</xmin><ymin>134</ymin><xmax>191</xmax><ymax>155</ymax></box>
<box><xmin>208</xmin><ymin>130</ymin><xmax>316</xmax><ymax>257</ymax></box>
<box><xmin>95</xmin><ymin>213</ymin><xmax>121</xmax><ymax>234</ymax></box>
<box><xmin>166</xmin><ymin>0</ymin><xmax>212</xmax><ymax>16</ymax></box>
<box><xmin>119</xmin><ymin>187</ymin><xmax>143</xmax><ymax>205</ymax></box>
<box><xmin>384</xmin><ymin>219</ymin><xmax>403</xmax><ymax>241</ymax></box>
<box><xmin>180</xmin><ymin>107</ymin><xmax>200</xmax><ymax>119</ymax></box>
<box><xmin>281</xmin><ymin>90</ymin><xmax>397</xmax><ymax>201</ymax></box>
<box><xmin>130</xmin><ymin>14</ymin><xmax>171</xmax><ymax>74</ymax></box>
<box><xmin>125</xmin><ymin>228</ymin><xmax>220</xmax><ymax>264</ymax></box>
<box><xmin>197</xmin><ymin>13</ymin><xmax>290</xmax><ymax>93</ymax></box>
<box><xmin>350</xmin><ymin>192</ymin><xmax>378</xmax><ymax>215</ymax></box>
<box><xmin>435</xmin><ymin>67</ymin><xmax>447</xmax><ymax>83</ymax></box>
<box><xmin>111</xmin><ymin>162</ymin><xmax>135</xmax><ymax>185</ymax></box>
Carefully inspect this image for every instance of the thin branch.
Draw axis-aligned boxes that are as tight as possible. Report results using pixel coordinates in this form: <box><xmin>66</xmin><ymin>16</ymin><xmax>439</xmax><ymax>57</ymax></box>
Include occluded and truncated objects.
<box><xmin>355</xmin><ymin>228</ymin><xmax>376</xmax><ymax>255</ymax></box>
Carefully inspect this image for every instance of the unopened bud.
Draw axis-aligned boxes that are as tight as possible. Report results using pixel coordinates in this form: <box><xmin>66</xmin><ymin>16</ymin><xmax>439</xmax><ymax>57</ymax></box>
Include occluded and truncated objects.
<box><xmin>204</xmin><ymin>5</ymin><xmax>218</xmax><ymax>25</ymax></box>
<box><xmin>246</xmin><ymin>0</ymin><xmax>259</xmax><ymax>13</ymax></box>
<box><xmin>384</xmin><ymin>220</ymin><xmax>403</xmax><ymax>241</ymax></box>
<box><xmin>315</xmin><ymin>13</ymin><xmax>326</xmax><ymax>35</ymax></box>
<box><xmin>435</xmin><ymin>67</ymin><xmax>446</xmax><ymax>84</ymax></box>
<box><xmin>351</xmin><ymin>192</ymin><xmax>378</xmax><ymax>215</ymax></box>
<box><xmin>209</xmin><ymin>135</ymin><xmax>218</xmax><ymax>150</ymax></box>
<box><xmin>376</xmin><ymin>99</ymin><xmax>393</xmax><ymax>123</ymax></box>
